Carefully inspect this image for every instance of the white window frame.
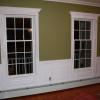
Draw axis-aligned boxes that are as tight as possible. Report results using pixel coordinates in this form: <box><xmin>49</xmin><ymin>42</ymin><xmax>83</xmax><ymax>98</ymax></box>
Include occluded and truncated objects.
<box><xmin>70</xmin><ymin>12</ymin><xmax>99</xmax><ymax>78</ymax></box>
<box><xmin>0</xmin><ymin>6</ymin><xmax>41</xmax><ymax>91</ymax></box>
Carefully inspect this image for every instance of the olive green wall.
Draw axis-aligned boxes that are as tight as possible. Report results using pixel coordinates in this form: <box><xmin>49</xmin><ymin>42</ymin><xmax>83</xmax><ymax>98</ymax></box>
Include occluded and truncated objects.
<box><xmin>0</xmin><ymin>0</ymin><xmax>100</xmax><ymax>60</ymax></box>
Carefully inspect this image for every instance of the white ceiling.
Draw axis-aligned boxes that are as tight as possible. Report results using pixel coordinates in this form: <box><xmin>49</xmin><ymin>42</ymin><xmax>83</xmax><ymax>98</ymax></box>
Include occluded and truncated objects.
<box><xmin>44</xmin><ymin>0</ymin><xmax>100</xmax><ymax>7</ymax></box>
<box><xmin>79</xmin><ymin>0</ymin><xmax>100</xmax><ymax>3</ymax></box>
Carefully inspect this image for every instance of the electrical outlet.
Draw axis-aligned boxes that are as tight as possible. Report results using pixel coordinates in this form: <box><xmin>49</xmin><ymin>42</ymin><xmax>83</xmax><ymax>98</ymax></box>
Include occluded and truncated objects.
<box><xmin>49</xmin><ymin>77</ymin><xmax>52</xmax><ymax>81</ymax></box>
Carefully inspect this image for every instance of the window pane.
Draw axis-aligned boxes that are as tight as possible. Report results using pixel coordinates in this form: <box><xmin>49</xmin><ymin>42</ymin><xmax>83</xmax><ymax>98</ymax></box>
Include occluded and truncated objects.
<box><xmin>86</xmin><ymin>31</ymin><xmax>90</xmax><ymax>39</ymax></box>
<box><xmin>17</xmin><ymin>53</ymin><xmax>24</xmax><ymax>58</ymax></box>
<box><xmin>29</xmin><ymin>63</ymin><xmax>33</xmax><ymax>73</ymax></box>
<box><xmin>80</xmin><ymin>50</ymin><xmax>85</xmax><ymax>58</ymax></box>
<box><xmin>74</xmin><ymin>50</ymin><xmax>80</xmax><ymax>59</ymax></box>
<box><xmin>17</xmin><ymin>58</ymin><xmax>24</xmax><ymax>64</ymax></box>
<box><xmin>86</xmin><ymin>59</ymin><xmax>91</xmax><ymax>67</ymax></box>
<box><xmin>17</xmin><ymin>53</ymin><xmax>24</xmax><ymax>64</ymax></box>
<box><xmin>74</xmin><ymin>31</ymin><xmax>79</xmax><ymax>39</ymax></box>
<box><xmin>80</xmin><ymin>31</ymin><xmax>85</xmax><ymax>39</ymax></box>
<box><xmin>75</xmin><ymin>41</ymin><xmax>80</xmax><ymax>49</ymax></box>
<box><xmin>7</xmin><ymin>42</ymin><xmax>15</xmax><ymax>53</ymax></box>
<box><xmin>8</xmin><ymin>53</ymin><xmax>16</xmax><ymax>64</ymax></box>
<box><xmin>15</xmin><ymin>18</ymin><xmax>23</xmax><ymax>28</ymax></box>
<box><xmin>24</xmin><ymin>18</ymin><xmax>31</xmax><ymax>28</ymax></box>
<box><xmin>25</xmin><ymin>57</ymin><xmax>32</xmax><ymax>63</ymax></box>
<box><xmin>24</xmin><ymin>29</ymin><xmax>32</xmax><ymax>40</ymax></box>
<box><xmin>25</xmin><ymin>41</ymin><xmax>32</xmax><ymax>52</ymax></box>
<box><xmin>16</xmin><ymin>42</ymin><xmax>24</xmax><ymax>52</ymax></box>
<box><xmin>26</xmin><ymin>63</ymin><xmax>33</xmax><ymax>73</ymax></box>
<box><xmin>16</xmin><ymin>30</ymin><xmax>23</xmax><ymax>40</ymax></box>
<box><xmin>8</xmin><ymin>59</ymin><xmax>16</xmax><ymax>64</ymax></box>
<box><xmin>7</xmin><ymin>30</ymin><xmax>15</xmax><ymax>40</ymax></box>
<box><xmin>80</xmin><ymin>59</ymin><xmax>85</xmax><ymax>68</ymax></box>
<box><xmin>17</xmin><ymin>64</ymin><xmax>25</xmax><ymax>74</ymax></box>
<box><xmin>25</xmin><ymin>53</ymin><xmax>32</xmax><ymax>58</ymax></box>
<box><xmin>74</xmin><ymin>21</ymin><xmax>79</xmax><ymax>30</ymax></box>
<box><xmin>6</xmin><ymin>18</ymin><xmax>14</xmax><ymax>28</ymax></box>
<box><xmin>86</xmin><ymin>21</ymin><xmax>91</xmax><ymax>30</ymax></box>
<box><xmin>86</xmin><ymin>41</ymin><xmax>91</xmax><ymax>49</ymax></box>
<box><xmin>81</xmin><ymin>41</ymin><xmax>86</xmax><ymax>49</ymax></box>
<box><xmin>74</xmin><ymin>60</ymin><xmax>79</xmax><ymax>68</ymax></box>
<box><xmin>86</xmin><ymin>50</ymin><xmax>91</xmax><ymax>58</ymax></box>
<box><xmin>80</xmin><ymin>21</ymin><xmax>85</xmax><ymax>30</ymax></box>
<box><xmin>8</xmin><ymin>53</ymin><xmax>15</xmax><ymax>58</ymax></box>
<box><xmin>8</xmin><ymin>65</ymin><xmax>16</xmax><ymax>75</ymax></box>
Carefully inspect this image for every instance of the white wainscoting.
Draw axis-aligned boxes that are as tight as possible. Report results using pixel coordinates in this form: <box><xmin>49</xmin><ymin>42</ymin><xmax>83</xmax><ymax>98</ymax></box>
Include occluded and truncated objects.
<box><xmin>0</xmin><ymin>57</ymin><xmax>100</xmax><ymax>99</ymax></box>
<box><xmin>96</xmin><ymin>57</ymin><xmax>100</xmax><ymax>77</ymax></box>
<box><xmin>0</xmin><ymin>77</ymin><xmax>100</xmax><ymax>99</ymax></box>
<box><xmin>0</xmin><ymin>58</ymin><xmax>99</xmax><ymax>91</ymax></box>
<box><xmin>38</xmin><ymin>59</ymin><xmax>94</xmax><ymax>85</ymax></box>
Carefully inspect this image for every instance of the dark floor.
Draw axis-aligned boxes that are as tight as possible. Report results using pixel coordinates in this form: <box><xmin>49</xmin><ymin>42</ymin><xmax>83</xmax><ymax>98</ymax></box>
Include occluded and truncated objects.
<box><xmin>5</xmin><ymin>83</ymin><xmax>100</xmax><ymax>100</ymax></box>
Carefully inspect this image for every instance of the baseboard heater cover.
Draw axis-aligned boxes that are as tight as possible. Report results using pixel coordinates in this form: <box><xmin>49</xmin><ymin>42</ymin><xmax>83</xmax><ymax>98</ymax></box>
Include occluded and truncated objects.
<box><xmin>0</xmin><ymin>77</ymin><xmax>100</xmax><ymax>99</ymax></box>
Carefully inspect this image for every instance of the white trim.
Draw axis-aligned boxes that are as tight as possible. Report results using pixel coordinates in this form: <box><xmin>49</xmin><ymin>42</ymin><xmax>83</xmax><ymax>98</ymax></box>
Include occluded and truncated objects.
<box><xmin>44</xmin><ymin>0</ymin><xmax>100</xmax><ymax>7</ymax></box>
<box><xmin>0</xmin><ymin>77</ymin><xmax>100</xmax><ymax>99</ymax></box>
<box><xmin>0</xmin><ymin>57</ymin><xmax>100</xmax><ymax>99</ymax></box>
<box><xmin>0</xmin><ymin>6</ymin><xmax>41</xmax><ymax>15</ymax></box>
<box><xmin>70</xmin><ymin>12</ymin><xmax>100</xmax><ymax>19</ymax></box>
<box><xmin>96</xmin><ymin>57</ymin><xmax>100</xmax><ymax>77</ymax></box>
<box><xmin>70</xmin><ymin>11</ymin><xmax>99</xmax><ymax>77</ymax></box>
<box><xmin>0</xmin><ymin>58</ymin><xmax>97</xmax><ymax>91</ymax></box>
<box><xmin>0</xmin><ymin>6</ymin><xmax>41</xmax><ymax>90</ymax></box>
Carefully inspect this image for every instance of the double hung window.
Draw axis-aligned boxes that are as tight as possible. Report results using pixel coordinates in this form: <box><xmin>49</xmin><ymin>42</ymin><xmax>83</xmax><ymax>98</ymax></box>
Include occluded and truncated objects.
<box><xmin>70</xmin><ymin>12</ymin><xmax>98</xmax><ymax>70</ymax></box>
<box><xmin>6</xmin><ymin>17</ymin><xmax>33</xmax><ymax>75</ymax></box>
<box><xmin>74</xmin><ymin>20</ymin><xmax>91</xmax><ymax>68</ymax></box>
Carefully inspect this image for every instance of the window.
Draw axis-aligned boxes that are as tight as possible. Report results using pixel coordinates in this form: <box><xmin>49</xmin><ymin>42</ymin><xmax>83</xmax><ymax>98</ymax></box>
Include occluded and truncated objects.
<box><xmin>70</xmin><ymin>12</ymin><xmax>99</xmax><ymax>69</ymax></box>
<box><xmin>6</xmin><ymin>17</ymin><xmax>33</xmax><ymax>75</ymax></box>
<box><xmin>74</xmin><ymin>20</ymin><xmax>91</xmax><ymax>69</ymax></box>
<box><xmin>0</xmin><ymin>7</ymin><xmax>41</xmax><ymax>77</ymax></box>
<box><xmin>0</xmin><ymin>7</ymin><xmax>41</xmax><ymax>90</ymax></box>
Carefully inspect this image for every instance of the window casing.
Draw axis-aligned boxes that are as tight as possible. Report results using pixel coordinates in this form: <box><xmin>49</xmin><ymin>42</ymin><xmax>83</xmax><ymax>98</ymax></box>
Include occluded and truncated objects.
<box><xmin>70</xmin><ymin>12</ymin><xmax>99</xmax><ymax>70</ymax></box>
<box><xmin>0</xmin><ymin>7</ymin><xmax>41</xmax><ymax>90</ymax></box>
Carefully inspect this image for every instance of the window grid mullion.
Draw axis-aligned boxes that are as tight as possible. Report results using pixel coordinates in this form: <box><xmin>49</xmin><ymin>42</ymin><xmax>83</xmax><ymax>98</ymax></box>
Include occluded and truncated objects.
<box><xmin>23</xmin><ymin>18</ymin><xmax>26</xmax><ymax>74</ymax></box>
<box><xmin>14</xmin><ymin>18</ymin><xmax>17</xmax><ymax>75</ymax></box>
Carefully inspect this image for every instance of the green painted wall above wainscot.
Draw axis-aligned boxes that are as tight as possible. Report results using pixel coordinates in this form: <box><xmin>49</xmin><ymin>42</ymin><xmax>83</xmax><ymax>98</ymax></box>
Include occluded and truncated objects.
<box><xmin>0</xmin><ymin>0</ymin><xmax>100</xmax><ymax>61</ymax></box>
